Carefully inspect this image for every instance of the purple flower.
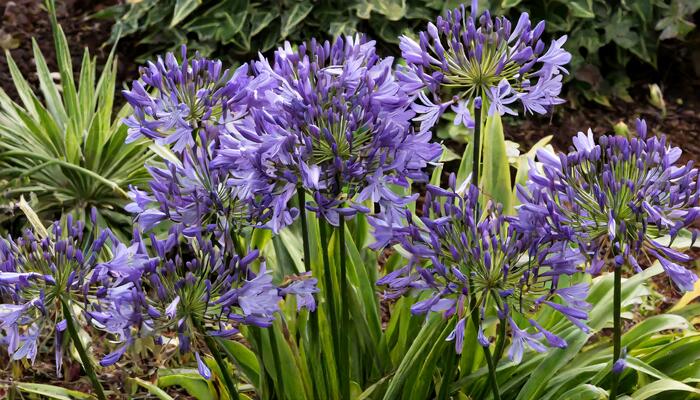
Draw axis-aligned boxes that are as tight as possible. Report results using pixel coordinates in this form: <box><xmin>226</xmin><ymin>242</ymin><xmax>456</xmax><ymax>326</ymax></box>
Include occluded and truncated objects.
<box><xmin>488</xmin><ymin>79</ymin><xmax>519</xmax><ymax>116</ymax></box>
<box><xmin>123</xmin><ymin>46</ymin><xmax>268</xmax><ymax>153</ymax></box>
<box><xmin>123</xmin><ymin>47</ymin><xmax>280</xmax><ymax>237</ymax></box>
<box><xmin>216</xmin><ymin>35</ymin><xmax>442</xmax><ymax>229</ymax></box>
<box><xmin>509</xmin><ymin>319</ymin><xmax>546</xmax><ymax>364</ymax></box>
<box><xmin>279</xmin><ymin>276</ymin><xmax>320</xmax><ymax>311</ymax></box>
<box><xmin>0</xmin><ymin>217</ymin><xmax>122</xmax><ymax>372</ymax></box>
<box><xmin>519</xmin><ymin>120</ymin><xmax>699</xmax><ymax>291</ymax></box>
<box><xmin>371</xmin><ymin>174</ymin><xmax>587</xmax><ymax>357</ymax></box>
<box><xmin>612</xmin><ymin>348</ymin><xmax>627</xmax><ymax>374</ymax></box>
<box><xmin>400</xmin><ymin>5</ymin><xmax>571</xmax><ymax>130</ymax></box>
<box><xmin>95</xmin><ymin>229</ymin><xmax>318</xmax><ymax>377</ymax></box>
<box><xmin>446</xmin><ymin>317</ymin><xmax>467</xmax><ymax>354</ymax></box>
<box><xmin>196</xmin><ymin>352</ymin><xmax>212</xmax><ymax>380</ymax></box>
<box><xmin>452</xmin><ymin>100</ymin><xmax>475</xmax><ymax>129</ymax></box>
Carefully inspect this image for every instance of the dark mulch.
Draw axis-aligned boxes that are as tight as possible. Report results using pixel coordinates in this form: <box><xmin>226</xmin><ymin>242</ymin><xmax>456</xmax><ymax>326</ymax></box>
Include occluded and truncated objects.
<box><xmin>0</xmin><ymin>0</ymin><xmax>130</xmax><ymax>101</ymax></box>
<box><xmin>505</xmin><ymin>89</ymin><xmax>700</xmax><ymax>162</ymax></box>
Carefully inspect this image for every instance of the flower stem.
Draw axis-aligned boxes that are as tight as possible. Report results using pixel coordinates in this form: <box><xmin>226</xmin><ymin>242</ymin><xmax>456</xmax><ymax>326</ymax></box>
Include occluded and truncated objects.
<box><xmin>203</xmin><ymin>335</ymin><xmax>240</xmax><ymax>400</ymax></box>
<box><xmin>60</xmin><ymin>296</ymin><xmax>106</xmax><ymax>400</ymax></box>
<box><xmin>338</xmin><ymin>216</ymin><xmax>350</xmax><ymax>400</ymax></box>
<box><xmin>493</xmin><ymin>316</ymin><xmax>507</xmax><ymax>364</ymax></box>
<box><xmin>297</xmin><ymin>187</ymin><xmax>312</xmax><ymax>273</ymax></box>
<box><xmin>471</xmin><ymin>96</ymin><xmax>482</xmax><ymax>187</ymax></box>
<box><xmin>483</xmin><ymin>344</ymin><xmax>501</xmax><ymax>400</ymax></box>
<box><xmin>437</xmin><ymin>343</ymin><xmax>457</xmax><ymax>400</ymax></box>
<box><xmin>297</xmin><ymin>187</ymin><xmax>318</xmax><ymax>337</ymax></box>
<box><xmin>319</xmin><ymin>219</ymin><xmax>341</xmax><ymax>394</ymax></box>
<box><xmin>610</xmin><ymin>265</ymin><xmax>622</xmax><ymax>399</ymax></box>
<box><xmin>467</xmin><ymin>278</ymin><xmax>500</xmax><ymax>400</ymax></box>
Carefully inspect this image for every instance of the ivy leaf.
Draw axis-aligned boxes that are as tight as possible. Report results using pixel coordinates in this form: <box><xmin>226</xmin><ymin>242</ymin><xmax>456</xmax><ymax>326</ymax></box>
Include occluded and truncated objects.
<box><xmin>605</xmin><ymin>12</ymin><xmax>638</xmax><ymax>50</ymax></box>
<box><xmin>569</xmin><ymin>0</ymin><xmax>595</xmax><ymax>19</ymax></box>
<box><xmin>369</xmin><ymin>0</ymin><xmax>406</xmax><ymax>21</ymax></box>
<box><xmin>171</xmin><ymin>0</ymin><xmax>202</xmax><ymax>27</ymax></box>
<box><xmin>281</xmin><ymin>1</ymin><xmax>314</xmax><ymax>38</ymax></box>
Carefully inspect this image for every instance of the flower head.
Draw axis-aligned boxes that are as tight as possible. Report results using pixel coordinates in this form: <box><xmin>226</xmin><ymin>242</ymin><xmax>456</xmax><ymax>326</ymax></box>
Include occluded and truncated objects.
<box><xmin>216</xmin><ymin>36</ymin><xmax>442</xmax><ymax>229</ymax></box>
<box><xmin>370</xmin><ymin>175</ymin><xmax>588</xmax><ymax>358</ymax></box>
<box><xmin>400</xmin><ymin>4</ymin><xmax>570</xmax><ymax>131</ymax></box>
<box><xmin>124</xmin><ymin>48</ymin><xmax>277</xmax><ymax>236</ymax></box>
<box><xmin>92</xmin><ymin>228</ymin><xmax>317</xmax><ymax>375</ymax></box>
<box><xmin>519</xmin><ymin>120</ymin><xmax>699</xmax><ymax>291</ymax></box>
<box><xmin>0</xmin><ymin>215</ymin><xmax>120</xmax><ymax>376</ymax></box>
<box><xmin>123</xmin><ymin>45</ymin><xmax>270</xmax><ymax>152</ymax></box>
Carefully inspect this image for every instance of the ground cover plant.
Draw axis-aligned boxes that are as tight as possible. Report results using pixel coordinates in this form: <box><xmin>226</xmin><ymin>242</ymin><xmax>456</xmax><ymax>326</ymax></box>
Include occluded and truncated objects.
<box><xmin>103</xmin><ymin>0</ymin><xmax>699</xmax><ymax>104</ymax></box>
<box><xmin>0</xmin><ymin>0</ymin><xmax>699</xmax><ymax>399</ymax></box>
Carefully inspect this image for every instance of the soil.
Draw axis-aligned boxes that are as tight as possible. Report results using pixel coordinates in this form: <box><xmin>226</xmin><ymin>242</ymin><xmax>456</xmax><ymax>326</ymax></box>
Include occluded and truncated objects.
<box><xmin>0</xmin><ymin>0</ymin><xmax>131</xmax><ymax>101</ymax></box>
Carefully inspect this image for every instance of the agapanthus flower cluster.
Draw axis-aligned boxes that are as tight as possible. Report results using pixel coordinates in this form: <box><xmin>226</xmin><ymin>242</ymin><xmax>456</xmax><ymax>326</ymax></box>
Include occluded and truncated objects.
<box><xmin>123</xmin><ymin>47</ymin><xmax>276</xmax><ymax>234</ymax></box>
<box><xmin>91</xmin><ymin>227</ymin><xmax>318</xmax><ymax>378</ymax></box>
<box><xmin>123</xmin><ymin>45</ymin><xmax>270</xmax><ymax>152</ymax></box>
<box><xmin>126</xmin><ymin>140</ymin><xmax>264</xmax><ymax>236</ymax></box>
<box><xmin>400</xmin><ymin>3</ymin><xmax>570</xmax><ymax>132</ymax></box>
<box><xmin>216</xmin><ymin>35</ymin><xmax>442</xmax><ymax>230</ymax></box>
<box><xmin>518</xmin><ymin>120</ymin><xmax>699</xmax><ymax>291</ymax></box>
<box><xmin>370</xmin><ymin>175</ymin><xmax>589</xmax><ymax>362</ymax></box>
<box><xmin>0</xmin><ymin>215</ymin><xmax>118</xmax><ymax>376</ymax></box>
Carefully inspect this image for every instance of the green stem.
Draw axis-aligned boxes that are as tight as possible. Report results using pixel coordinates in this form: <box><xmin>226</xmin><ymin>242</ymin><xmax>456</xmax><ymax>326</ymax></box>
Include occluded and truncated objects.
<box><xmin>493</xmin><ymin>316</ymin><xmax>507</xmax><ymax>364</ymax></box>
<box><xmin>483</xmin><ymin>344</ymin><xmax>501</xmax><ymax>400</ymax></box>
<box><xmin>437</xmin><ymin>332</ymin><xmax>458</xmax><ymax>400</ymax></box>
<box><xmin>610</xmin><ymin>265</ymin><xmax>622</xmax><ymax>399</ymax></box>
<box><xmin>467</xmin><ymin>278</ymin><xmax>500</xmax><ymax>400</ymax></box>
<box><xmin>319</xmin><ymin>219</ymin><xmax>341</xmax><ymax>393</ymax></box>
<box><xmin>471</xmin><ymin>96</ymin><xmax>482</xmax><ymax>188</ymax></box>
<box><xmin>60</xmin><ymin>297</ymin><xmax>106</xmax><ymax>400</ymax></box>
<box><xmin>297</xmin><ymin>187</ymin><xmax>326</xmax><ymax>399</ymax></box>
<box><xmin>338</xmin><ymin>217</ymin><xmax>350</xmax><ymax>400</ymax></box>
<box><xmin>203</xmin><ymin>335</ymin><xmax>240</xmax><ymax>400</ymax></box>
<box><xmin>297</xmin><ymin>187</ymin><xmax>311</xmax><ymax>273</ymax></box>
<box><xmin>248</xmin><ymin>328</ymin><xmax>270</xmax><ymax>398</ymax></box>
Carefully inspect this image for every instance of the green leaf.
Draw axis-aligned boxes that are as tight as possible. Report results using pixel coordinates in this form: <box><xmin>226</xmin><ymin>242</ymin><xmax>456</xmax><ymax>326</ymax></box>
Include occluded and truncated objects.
<box><xmin>631</xmin><ymin>378</ymin><xmax>700</xmax><ymax>399</ymax></box>
<box><xmin>130</xmin><ymin>377</ymin><xmax>175</xmax><ymax>400</ymax></box>
<box><xmin>218</xmin><ymin>339</ymin><xmax>261</xmax><ymax>387</ymax></box>
<box><xmin>569</xmin><ymin>0</ymin><xmax>595</xmax><ymax>19</ymax></box>
<box><xmin>480</xmin><ymin>113</ymin><xmax>512</xmax><ymax>213</ymax></box>
<box><xmin>515</xmin><ymin>326</ymin><xmax>591</xmax><ymax>400</ymax></box>
<box><xmin>621</xmin><ymin>314</ymin><xmax>689</xmax><ymax>350</ymax></box>
<box><xmin>369</xmin><ymin>0</ymin><xmax>406</xmax><ymax>20</ymax></box>
<box><xmin>383</xmin><ymin>315</ymin><xmax>445</xmax><ymax>399</ymax></box>
<box><xmin>15</xmin><ymin>383</ymin><xmax>93</xmax><ymax>400</ymax></box>
<box><xmin>513</xmin><ymin>135</ymin><xmax>552</xmax><ymax>202</ymax></box>
<box><xmin>556</xmin><ymin>384</ymin><xmax>607</xmax><ymax>399</ymax></box>
<box><xmin>625</xmin><ymin>356</ymin><xmax>671</xmax><ymax>381</ymax></box>
<box><xmin>281</xmin><ymin>1</ymin><xmax>314</xmax><ymax>38</ymax></box>
<box><xmin>159</xmin><ymin>374</ymin><xmax>214</xmax><ymax>400</ymax></box>
<box><xmin>501</xmin><ymin>0</ymin><xmax>522</xmax><ymax>8</ymax></box>
<box><xmin>171</xmin><ymin>0</ymin><xmax>203</xmax><ymax>27</ymax></box>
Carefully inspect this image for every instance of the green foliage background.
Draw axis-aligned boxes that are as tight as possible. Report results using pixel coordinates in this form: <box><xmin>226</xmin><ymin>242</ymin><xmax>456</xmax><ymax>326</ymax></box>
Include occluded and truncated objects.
<box><xmin>104</xmin><ymin>0</ymin><xmax>699</xmax><ymax>103</ymax></box>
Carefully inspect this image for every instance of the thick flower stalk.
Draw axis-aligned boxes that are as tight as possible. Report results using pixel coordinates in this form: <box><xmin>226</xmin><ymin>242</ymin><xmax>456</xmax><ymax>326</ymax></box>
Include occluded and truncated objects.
<box><xmin>518</xmin><ymin>119</ymin><xmax>699</xmax><ymax>397</ymax></box>
<box><xmin>0</xmin><ymin>215</ymin><xmax>118</xmax><ymax>399</ymax></box>
<box><xmin>216</xmin><ymin>35</ymin><xmax>442</xmax><ymax>230</ymax></box>
<box><xmin>370</xmin><ymin>175</ymin><xmax>589</xmax><ymax>360</ymax></box>
<box><xmin>519</xmin><ymin>120</ymin><xmax>699</xmax><ymax>290</ymax></box>
<box><xmin>91</xmin><ymin>227</ymin><xmax>318</xmax><ymax>379</ymax></box>
<box><xmin>400</xmin><ymin>3</ymin><xmax>571</xmax><ymax>132</ymax></box>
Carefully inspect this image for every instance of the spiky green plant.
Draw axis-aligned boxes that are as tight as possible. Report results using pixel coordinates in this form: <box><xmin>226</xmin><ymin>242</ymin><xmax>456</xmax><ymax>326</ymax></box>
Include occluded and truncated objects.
<box><xmin>0</xmin><ymin>0</ymin><xmax>150</xmax><ymax>237</ymax></box>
